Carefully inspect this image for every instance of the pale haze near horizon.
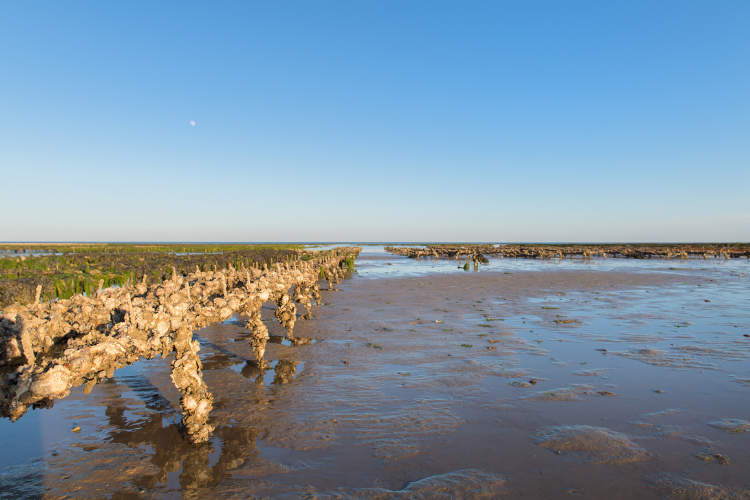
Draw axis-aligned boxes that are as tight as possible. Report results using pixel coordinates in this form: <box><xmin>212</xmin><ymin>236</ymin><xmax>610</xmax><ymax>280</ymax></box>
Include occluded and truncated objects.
<box><xmin>1</xmin><ymin>1</ymin><xmax>748</xmax><ymax>243</ymax></box>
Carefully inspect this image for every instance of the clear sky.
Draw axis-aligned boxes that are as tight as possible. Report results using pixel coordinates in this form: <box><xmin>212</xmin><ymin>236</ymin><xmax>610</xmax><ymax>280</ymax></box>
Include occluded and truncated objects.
<box><xmin>1</xmin><ymin>1</ymin><xmax>748</xmax><ymax>243</ymax></box>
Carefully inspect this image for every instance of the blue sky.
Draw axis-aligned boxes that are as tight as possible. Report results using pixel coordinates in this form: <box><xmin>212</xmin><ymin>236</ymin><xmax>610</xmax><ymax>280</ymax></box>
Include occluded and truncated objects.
<box><xmin>1</xmin><ymin>1</ymin><xmax>748</xmax><ymax>242</ymax></box>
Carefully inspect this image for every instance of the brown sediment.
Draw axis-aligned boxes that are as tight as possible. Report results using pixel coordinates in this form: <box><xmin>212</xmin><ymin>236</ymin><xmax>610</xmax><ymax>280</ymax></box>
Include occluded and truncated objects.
<box><xmin>187</xmin><ymin>469</ymin><xmax>508</xmax><ymax>499</ymax></box>
<box><xmin>707</xmin><ymin>419</ymin><xmax>750</xmax><ymax>432</ymax></box>
<box><xmin>631</xmin><ymin>409</ymin><xmax>683</xmax><ymax>426</ymax></box>
<box><xmin>521</xmin><ymin>383</ymin><xmax>597</xmax><ymax>401</ymax></box>
<box><xmin>278</xmin><ymin>469</ymin><xmax>509</xmax><ymax>499</ymax></box>
<box><xmin>609</xmin><ymin>347</ymin><xmax>724</xmax><ymax>371</ymax></box>
<box><xmin>534</xmin><ymin>425</ymin><xmax>651</xmax><ymax>464</ymax></box>
<box><xmin>572</xmin><ymin>368</ymin><xmax>608</xmax><ymax>376</ymax></box>
<box><xmin>648</xmin><ymin>472</ymin><xmax>750</xmax><ymax>499</ymax></box>
<box><xmin>0</xmin><ymin>247</ymin><xmax>360</xmax><ymax>443</ymax></box>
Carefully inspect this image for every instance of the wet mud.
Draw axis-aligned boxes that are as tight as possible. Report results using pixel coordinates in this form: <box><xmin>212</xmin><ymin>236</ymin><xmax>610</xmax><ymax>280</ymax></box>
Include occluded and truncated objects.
<box><xmin>1</xmin><ymin>247</ymin><xmax>748</xmax><ymax>498</ymax></box>
<box><xmin>533</xmin><ymin>425</ymin><xmax>650</xmax><ymax>464</ymax></box>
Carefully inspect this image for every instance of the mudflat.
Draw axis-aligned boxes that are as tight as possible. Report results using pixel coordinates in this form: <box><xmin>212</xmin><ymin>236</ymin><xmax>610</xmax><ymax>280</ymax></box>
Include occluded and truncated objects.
<box><xmin>1</xmin><ymin>248</ymin><xmax>748</xmax><ymax>499</ymax></box>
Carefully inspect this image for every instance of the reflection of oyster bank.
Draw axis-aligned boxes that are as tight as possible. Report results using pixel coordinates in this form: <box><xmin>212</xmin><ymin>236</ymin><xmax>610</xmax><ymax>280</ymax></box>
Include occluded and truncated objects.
<box><xmin>98</xmin><ymin>375</ymin><xmax>259</xmax><ymax>490</ymax></box>
<box><xmin>197</xmin><ymin>324</ymin><xmax>312</xmax><ymax>386</ymax></box>
<box><xmin>241</xmin><ymin>359</ymin><xmax>303</xmax><ymax>386</ymax></box>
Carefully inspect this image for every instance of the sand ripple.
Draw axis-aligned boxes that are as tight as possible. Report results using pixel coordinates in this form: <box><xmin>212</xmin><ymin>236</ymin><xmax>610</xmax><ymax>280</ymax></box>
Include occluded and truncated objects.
<box><xmin>534</xmin><ymin>425</ymin><xmax>650</xmax><ymax>464</ymax></box>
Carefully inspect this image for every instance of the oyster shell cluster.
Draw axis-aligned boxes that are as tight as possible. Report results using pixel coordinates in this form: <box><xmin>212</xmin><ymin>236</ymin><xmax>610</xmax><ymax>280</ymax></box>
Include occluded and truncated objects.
<box><xmin>0</xmin><ymin>247</ymin><xmax>360</xmax><ymax>443</ymax></box>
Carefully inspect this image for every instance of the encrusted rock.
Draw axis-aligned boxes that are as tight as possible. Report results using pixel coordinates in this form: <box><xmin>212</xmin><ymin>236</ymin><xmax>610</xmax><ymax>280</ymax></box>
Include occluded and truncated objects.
<box><xmin>0</xmin><ymin>247</ymin><xmax>360</xmax><ymax>444</ymax></box>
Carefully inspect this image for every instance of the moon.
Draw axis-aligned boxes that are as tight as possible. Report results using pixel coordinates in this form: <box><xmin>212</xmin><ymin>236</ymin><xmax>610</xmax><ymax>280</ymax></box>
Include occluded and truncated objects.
<box><xmin>189</xmin><ymin>120</ymin><xmax>195</xmax><ymax>126</ymax></box>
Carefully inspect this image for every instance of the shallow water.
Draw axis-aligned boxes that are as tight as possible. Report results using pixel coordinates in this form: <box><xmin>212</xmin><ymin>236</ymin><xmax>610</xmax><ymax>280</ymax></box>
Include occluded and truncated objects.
<box><xmin>1</xmin><ymin>247</ymin><xmax>749</xmax><ymax>499</ymax></box>
<box><xmin>354</xmin><ymin>244</ymin><xmax>750</xmax><ymax>278</ymax></box>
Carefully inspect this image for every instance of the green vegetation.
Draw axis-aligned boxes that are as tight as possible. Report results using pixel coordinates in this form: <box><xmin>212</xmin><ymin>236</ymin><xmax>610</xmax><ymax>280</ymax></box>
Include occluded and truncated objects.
<box><xmin>0</xmin><ymin>243</ymin><xmax>303</xmax><ymax>255</ymax></box>
<box><xmin>344</xmin><ymin>255</ymin><xmax>356</xmax><ymax>272</ymax></box>
<box><xmin>0</xmin><ymin>244</ymin><xmax>336</xmax><ymax>307</ymax></box>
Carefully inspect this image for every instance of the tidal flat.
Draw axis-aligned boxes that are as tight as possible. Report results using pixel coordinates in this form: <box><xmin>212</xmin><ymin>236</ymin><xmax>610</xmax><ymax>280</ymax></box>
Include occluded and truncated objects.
<box><xmin>1</xmin><ymin>246</ymin><xmax>749</xmax><ymax>499</ymax></box>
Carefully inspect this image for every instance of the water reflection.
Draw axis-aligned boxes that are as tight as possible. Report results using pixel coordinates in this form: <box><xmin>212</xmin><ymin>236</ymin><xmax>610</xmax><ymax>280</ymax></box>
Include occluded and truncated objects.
<box><xmin>268</xmin><ymin>334</ymin><xmax>316</xmax><ymax>347</ymax></box>
<box><xmin>237</xmin><ymin>359</ymin><xmax>304</xmax><ymax>386</ymax></box>
<box><xmin>101</xmin><ymin>375</ymin><xmax>257</xmax><ymax>490</ymax></box>
<box><xmin>201</xmin><ymin>351</ymin><xmax>244</xmax><ymax>371</ymax></box>
<box><xmin>196</xmin><ymin>332</ymin><xmax>311</xmax><ymax>386</ymax></box>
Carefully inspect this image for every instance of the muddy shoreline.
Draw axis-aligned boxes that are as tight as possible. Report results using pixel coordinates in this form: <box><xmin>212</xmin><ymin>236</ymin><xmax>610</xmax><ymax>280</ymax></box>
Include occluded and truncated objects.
<box><xmin>1</xmin><ymin>252</ymin><xmax>748</xmax><ymax>498</ymax></box>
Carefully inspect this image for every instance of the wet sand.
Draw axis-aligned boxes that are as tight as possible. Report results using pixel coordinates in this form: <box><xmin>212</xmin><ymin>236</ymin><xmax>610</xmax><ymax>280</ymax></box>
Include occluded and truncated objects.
<box><xmin>1</xmin><ymin>250</ymin><xmax>749</xmax><ymax>499</ymax></box>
